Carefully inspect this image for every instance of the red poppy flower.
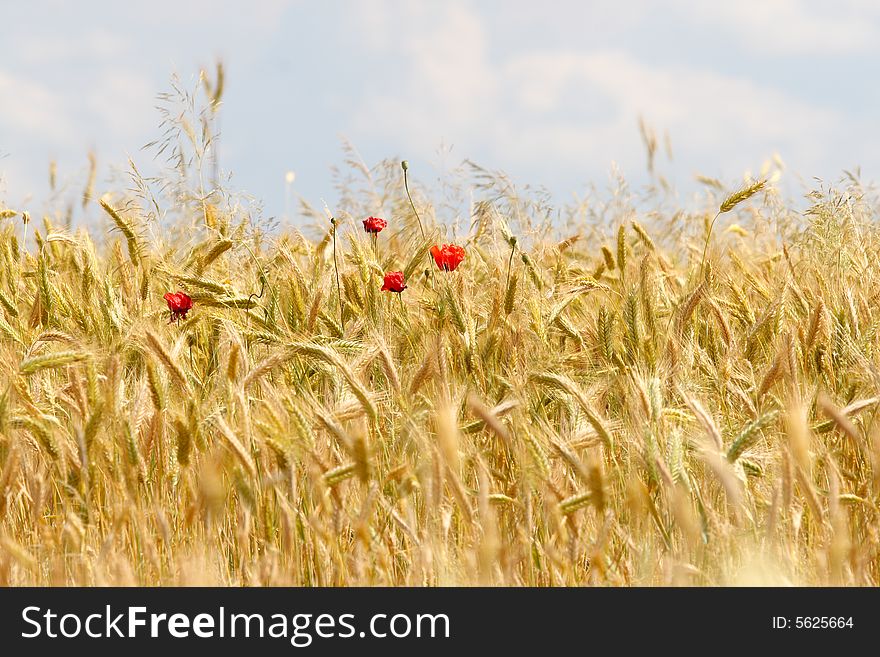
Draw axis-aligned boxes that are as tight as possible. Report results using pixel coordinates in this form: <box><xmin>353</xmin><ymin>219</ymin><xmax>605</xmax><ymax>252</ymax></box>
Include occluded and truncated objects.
<box><xmin>363</xmin><ymin>216</ymin><xmax>387</xmax><ymax>234</ymax></box>
<box><xmin>381</xmin><ymin>271</ymin><xmax>407</xmax><ymax>293</ymax></box>
<box><xmin>430</xmin><ymin>244</ymin><xmax>466</xmax><ymax>272</ymax></box>
<box><xmin>164</xmin><ymin>291</ymin><xmax>193</xmax><ymax>322</ymax></box>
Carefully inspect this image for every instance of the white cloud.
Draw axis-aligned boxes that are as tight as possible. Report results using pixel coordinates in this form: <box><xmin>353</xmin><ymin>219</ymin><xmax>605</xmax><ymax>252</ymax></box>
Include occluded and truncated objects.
<box><xmin>0</xmin><ymin>158</ymin><xmax>43</xmax><ymax>207</ymax></box>
<box><xmin>0</xmin><ymin>69</ymin><xmax>78</xmax><ymax>145</ymax></box>
<box><xmin>0</xmin><ymin>48</ymin><xmax>154</xmax><ymax>205</ymax></box>
<box><xmin>3</xmin><ymin>0</ymin><xmax>877</xmax><ymax>213</ymax></box>
<box><xmin>350</xmin><ymin>2</ymin><xmax>844</xmax><ymax>182</ymax></box>
<box><xmin>149</xmin><ymin>0</ymin><xmax>292</xmax><ymax>30</ymax></box>
<box><xmin>13</xmin><ymin>29</ymin><xmax>130</xmax><ymax>66</ymax></box>
<box><xmin>503</xmin><ymin>49</ymin><xmax>835</xmax><ymax>142</ymax></box>
<box><xmin>350</xmin><ymin>1</ymin><xmax>498</xmax><ymax>152</ymax></box>
<box><xmin>679</xmin><ymin>0</ymin><xmax>880</xmax><ymax>55</ymax></box>
<box><xmin>85</xmin><ymin>68</ymin><xmax>156</xmax><ymax>140</ymax></box>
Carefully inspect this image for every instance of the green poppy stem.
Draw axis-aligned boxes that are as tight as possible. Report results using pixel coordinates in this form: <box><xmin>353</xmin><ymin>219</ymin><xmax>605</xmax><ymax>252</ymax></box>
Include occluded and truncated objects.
<box><xmin>403</xmin><ymin>164</ymin><xmax>425</xmax><ymax>239</ymax></box>
<box><xmin>402</xmin><ymin>161</ymin><xmax>435</xmax><ymax>290</ymax></box>
<box><xmin>505</xmin><ymin>238</ymin><xmax>516</xmax><ymax>293</ymax></box>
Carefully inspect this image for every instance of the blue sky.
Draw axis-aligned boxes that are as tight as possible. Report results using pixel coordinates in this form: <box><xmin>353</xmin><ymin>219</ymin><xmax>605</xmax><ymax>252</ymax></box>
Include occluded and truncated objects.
<box><xmin>2</xmin><ymin>0</ymin><xmax>880</xmax><ymax>224</ymax></box>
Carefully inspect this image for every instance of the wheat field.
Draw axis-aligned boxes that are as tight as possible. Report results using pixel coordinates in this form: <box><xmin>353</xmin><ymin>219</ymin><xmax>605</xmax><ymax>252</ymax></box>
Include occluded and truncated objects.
<box><xmin>1</xmin><ymin>80</ymin><xmax>880</xmax><ymax>587</ymax></box>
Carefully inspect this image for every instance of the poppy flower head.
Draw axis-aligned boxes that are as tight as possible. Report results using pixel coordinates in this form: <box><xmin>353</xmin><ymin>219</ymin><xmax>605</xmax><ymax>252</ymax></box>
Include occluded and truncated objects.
<box><xmin>381</xmin><ymin>271</ymin><xmax>407</xmax><ymax>293</ymax></box>
<box><xmin>164</xmin><ymin>291</ymin><xmax>193</xmax><ymax>322</ymax></box>
<box><xmin>430</xmin><ymin>244</ymin><xmax>466</xmax><ymax>272</ymax></box>
<box><xmin>363</xmin><ymin>216</ymin><xmax>387</xmax><ymax>234</ymax></box>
